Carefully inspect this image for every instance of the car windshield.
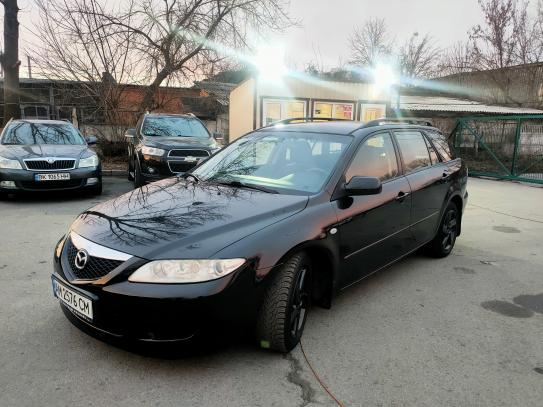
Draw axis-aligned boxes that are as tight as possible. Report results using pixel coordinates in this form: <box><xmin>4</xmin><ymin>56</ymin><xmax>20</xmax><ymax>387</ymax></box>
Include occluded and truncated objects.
<box><xmin>1</xmin><ymin>122</ymin><xmax>86</xmax><ymax>145</ymax></box>
<box><xmin>192</xmin><ymin>131</ymin><xmax>352</xmax><ymax>194</ymax></box>
<box><xmin>142</xmin><ymin>116</ymin><xmax>210</xmax><ymax>138</ymax></box>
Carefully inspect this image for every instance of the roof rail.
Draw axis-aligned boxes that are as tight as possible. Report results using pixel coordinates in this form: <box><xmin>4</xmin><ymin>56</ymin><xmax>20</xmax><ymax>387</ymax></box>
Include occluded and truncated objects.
<box><xmin>363</xmin><ymin>118</ymin><xmax>433</xmax><ymax>128</ymax></box>
<box><xmin>267</xmin><ymin>117</ymin><xmax>350</xmax><ymax>127</ymax></box>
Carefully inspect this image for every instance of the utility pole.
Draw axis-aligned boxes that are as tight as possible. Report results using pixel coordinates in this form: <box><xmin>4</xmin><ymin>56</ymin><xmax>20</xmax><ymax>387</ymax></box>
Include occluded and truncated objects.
<box><xmin>0</xmin><ymin>0</ymin><xmax>21</xmax><ymax>126</ymax></box>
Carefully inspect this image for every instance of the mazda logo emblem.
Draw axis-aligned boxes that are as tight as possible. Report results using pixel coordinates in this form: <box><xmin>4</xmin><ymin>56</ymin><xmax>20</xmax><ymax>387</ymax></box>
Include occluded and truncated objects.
<box><xmin>74</xmin><ymin>249</ymin><xmax>89</xmax><ymax>270</ymax></box>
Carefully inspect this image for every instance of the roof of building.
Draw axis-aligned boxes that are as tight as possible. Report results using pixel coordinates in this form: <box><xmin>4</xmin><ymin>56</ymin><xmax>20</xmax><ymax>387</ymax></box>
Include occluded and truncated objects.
<box><xmin>194</xmin><ymin>81</ymin><xmax>236</xmax><ymax>106</ymax></box>
<box><xmin>400</xmin><ymin>95</ymin><xmax>543</xmax><ymax>114</ymax></box>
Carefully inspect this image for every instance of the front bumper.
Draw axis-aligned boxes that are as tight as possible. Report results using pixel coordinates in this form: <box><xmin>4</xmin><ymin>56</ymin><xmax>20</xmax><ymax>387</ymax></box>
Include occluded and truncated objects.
<box><xmin>52</xmin><ymin>240</ymin><xmax>262</xmax><ymax>342</ymax></box>
<box><xmin>0</xmin><ymin>166</ymin><xmax>101</xmax><ymax>192</ymax></box>
<box><xmin>139</xmin><ymin>154</ymin><xmax>205</xmax><ymax>183</ymax></box>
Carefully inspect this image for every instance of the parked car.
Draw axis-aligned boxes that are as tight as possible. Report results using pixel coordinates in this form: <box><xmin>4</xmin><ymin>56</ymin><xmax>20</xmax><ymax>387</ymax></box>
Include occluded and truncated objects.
<box><xmin>51</xmin><ymin>119</ymin><xmax>467</xmax><ymax>352</ymax></box>
<box><xmin>0</xmin><ymin>119</ymin><xmax>102</xmax><ymax>197</ymax></box>
<box><xmin>126</xmin><ymin>113</ymin><xmax>222</xmax><ymax>188</ymax></box>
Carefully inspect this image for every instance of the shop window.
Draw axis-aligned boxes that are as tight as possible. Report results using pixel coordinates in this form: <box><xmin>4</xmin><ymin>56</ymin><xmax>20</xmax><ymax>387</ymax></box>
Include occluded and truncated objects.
<box><xmin>314</xmin><ymin>102</ymin><xmax>354</xmax><ymax>120</ymax></box>
<box><xmin>361</xmin><ymin>104</ymin><xmax>386</xmax><ymax>122</ymax></box>
<box><xmin>262</xmin><ymin>99</ymin><xmax>307</xmax><ymax>126</ymax></box>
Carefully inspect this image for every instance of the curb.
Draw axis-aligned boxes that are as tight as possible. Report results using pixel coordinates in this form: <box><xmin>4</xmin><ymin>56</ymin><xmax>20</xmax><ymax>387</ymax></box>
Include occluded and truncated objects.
<box><xmin>102</xmin><ymin>169</ymin><xmax>126</xmax><ymax>177</ymax></box>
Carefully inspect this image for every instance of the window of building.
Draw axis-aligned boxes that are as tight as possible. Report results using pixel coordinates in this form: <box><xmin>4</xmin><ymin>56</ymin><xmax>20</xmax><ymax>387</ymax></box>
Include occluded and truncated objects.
<box><xmin>21</xmin><ymin>105</ymin><xmax>49</xmax><ymax>120</ymax></box>
<box><xmin>262</xmin><ymin>99</ymin><xmax>307</xmax><ymax>126</ymax></box>
<box><xmin>360</xmin><ymin>104</ymin><xmax>387</xmax><ymax>122</ymax></box>
<box><xmin>313</xmin><ymin>102</ymin><xmax>354</xmax><ymax>120</ymax></box>
<box><xmin>394</xmin><ymin>131</ymin><xmax>433</xmax><ymax>173</ymax></box>
<box><xmin>345</xmin><ymin>132</ymin><xmax>399</xmax><ymax>182</ymax></box>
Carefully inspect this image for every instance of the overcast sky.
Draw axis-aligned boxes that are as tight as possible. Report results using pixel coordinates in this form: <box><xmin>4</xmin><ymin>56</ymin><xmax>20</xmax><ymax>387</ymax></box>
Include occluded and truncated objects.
<box><xmin>0</xmin><ymin>0</ymin><xmax>515</xmax><ymax>76</ymax></box>
<box><xmin>276</xmin><ymin>0</ymin><xmax>485</xmax><ymax>69</ymax></box>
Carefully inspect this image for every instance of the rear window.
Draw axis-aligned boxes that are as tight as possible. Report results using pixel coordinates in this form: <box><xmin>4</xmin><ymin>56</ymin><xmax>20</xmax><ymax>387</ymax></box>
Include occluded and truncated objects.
<box><xmin>426</xmin><ymin>130</ymin><xmax>454</xmax><ymax>161</ymax></box>
<box><xmin>142</xmin><ymin>116</ymin><xmax>210</xmax><ymax>138</ymax></box>
<box><xmin>1</xmin><ymin>122</ymin><xmax>85</xmax><ymax>145</ymax></box>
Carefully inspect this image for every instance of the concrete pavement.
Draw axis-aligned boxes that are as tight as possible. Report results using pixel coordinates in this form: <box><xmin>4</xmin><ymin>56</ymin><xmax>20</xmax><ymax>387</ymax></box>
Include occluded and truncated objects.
<box><xmin>0</xmin><ymin>177</ymin><xmax>541</xmax><ymax>407</ymax></box>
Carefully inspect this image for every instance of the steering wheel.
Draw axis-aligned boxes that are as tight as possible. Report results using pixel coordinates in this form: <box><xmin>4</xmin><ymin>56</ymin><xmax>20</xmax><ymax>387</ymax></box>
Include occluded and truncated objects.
<box><xmin>305</xmin><ymin>167</ymin><xmax>328</xmax><ymax>177</ymax></box>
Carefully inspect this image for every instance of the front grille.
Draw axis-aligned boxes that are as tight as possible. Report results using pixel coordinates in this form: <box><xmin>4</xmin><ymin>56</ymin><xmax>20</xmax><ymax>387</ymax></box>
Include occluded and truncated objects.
<box><xmin>168</xmin><ymin>161</ymin><xmax>197</xmax><ymax>173</ymax></box>
<box><xmin>66</xmin><ymin>239</ymin><xmax>123</xmax><ymax>280</ymax></box>
<box><xmin>19</xmin><ymin>179</ymin><xmax>83</xmax><ymax>190</ymax></box>
<box><xmin>168</xmin><ymin>149</ymin><xmax>210</xmax><ymax>158</ymax></box>
<box><xmin>25</xmin><ymin>159</ymin><xmax>76</xmax><ymax>170</ymax></box>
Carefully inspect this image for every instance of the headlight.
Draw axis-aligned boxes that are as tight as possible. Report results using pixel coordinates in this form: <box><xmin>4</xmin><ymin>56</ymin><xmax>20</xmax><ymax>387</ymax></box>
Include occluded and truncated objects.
<box><xmin>0</xmin><ymin>156</ymin><xmax>22</xmax><ymax>169</ymax></box>
<box><xmin>141</xmin><ymin>146</ymin><xmax>166</xmax><ymax>156</ymax></box>
<box><xmin>79</xmin><ymin>154</ymin><xmax>99</xmax><ymax>168</ymax></box>
<box><xmin>128</xmin><ymin>258</ymin><xmax>246</xmax><ymax>283</ymax></box>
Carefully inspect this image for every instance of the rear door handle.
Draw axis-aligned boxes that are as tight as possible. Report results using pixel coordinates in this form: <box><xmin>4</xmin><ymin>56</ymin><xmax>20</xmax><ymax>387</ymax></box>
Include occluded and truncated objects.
<box><xmin>395</xmin><ymin>191</ymin><xmax>410</xmax><ymax>202</ymax></box>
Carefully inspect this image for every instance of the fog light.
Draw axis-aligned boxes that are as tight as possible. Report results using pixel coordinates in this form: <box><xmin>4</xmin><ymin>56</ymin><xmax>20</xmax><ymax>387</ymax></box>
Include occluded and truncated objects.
<box><xmin>86</xmin><ymin>177</ymin><xmax>99</xmax><ymax>185</ymax></box>
<box><xmin>0</xmin><ymin>181</ymin><xmax>17</xmax><ymax>189</ymax></box>
<box><xmin>147</xmin><ymin>167</ymin><xmax>156</xmax><ymax>174</ymax></box>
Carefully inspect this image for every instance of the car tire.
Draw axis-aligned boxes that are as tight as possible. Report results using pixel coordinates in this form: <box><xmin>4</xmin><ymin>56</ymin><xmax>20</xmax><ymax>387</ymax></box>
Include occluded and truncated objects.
<box><xmin>90</xmin><ymin>183</ymin><xmax>103</xmax><ymax>196</ymax></box>
<box><xmin>133</xmin><ymin>160</ymin><xmax>144</xmax><ymax>188</ymax></box>
<box><xmin>425</xmin><ymin>202</ymin><xmax>459</xmax><ymax>258</ymax></box>
<box><xmin>128</xmin><ymin>158</ymin><xmax>135</xmax><ymax>181</ymax></box>
<box><xmin>256</xmin><ymin>253</ymin><xmax>312</xmax><ymax>353</ymax></box>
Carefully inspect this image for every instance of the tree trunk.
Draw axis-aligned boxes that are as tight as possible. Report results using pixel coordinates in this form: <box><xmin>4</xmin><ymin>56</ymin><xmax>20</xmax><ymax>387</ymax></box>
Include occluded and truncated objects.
<box><xmin>139</xmin><ymin>69</ymin><xmax>169</xmax><ymax>113</ymax></box>
<box><xmin>1</xmin><ymin>0</ymin><xmax>20</xmax><ymax>126</ymax></box>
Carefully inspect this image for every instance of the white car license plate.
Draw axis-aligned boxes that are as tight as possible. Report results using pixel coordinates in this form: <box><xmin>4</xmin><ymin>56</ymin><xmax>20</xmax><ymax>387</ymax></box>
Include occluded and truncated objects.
<box><xmin>52</xmin><ymin>278</ymin><xmax>93</xmax><ymax>321</ymax></box>
<box><xmin>35</xmin><ymin>173</ymin><xmax>71</xmax><ymax>181</ymax></box>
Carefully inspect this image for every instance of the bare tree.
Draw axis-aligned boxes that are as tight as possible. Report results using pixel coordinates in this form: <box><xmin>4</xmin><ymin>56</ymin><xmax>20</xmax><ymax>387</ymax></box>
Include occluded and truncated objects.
<box><xmin>398</xmin><ymin>32</ymin><xmax>440</xmax><ymax>79</ymax></box>
<box><xmin>0</xmin><ymin>0</ymin><xmax>20</xmax><ymax>125</ymax></box>
<box><xmin>439</xmin><ymin>41</ymin><xmax>474</xmax><ymax>76</ymax></box>
<box><xmin>99</xmin><ymin>0</ymin><xmax>293</xmax><ymax>112</ymax></box>
<box><xmin>349</xmin><ymin>18</ymin><xmax>393</xmax><ymax>68</ymax></box>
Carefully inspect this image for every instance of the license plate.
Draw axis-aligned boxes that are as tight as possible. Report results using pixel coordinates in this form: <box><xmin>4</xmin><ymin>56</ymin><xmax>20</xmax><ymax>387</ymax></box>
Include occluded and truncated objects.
<box><xmin>35</xmin><ymin>173</ymin><xmax>70</xmax><ymax>181</ymax></box>
<box><xmin>52</xmin><ymin>277</ymin><xmax>93</xmax><ymax>322</ymax></box>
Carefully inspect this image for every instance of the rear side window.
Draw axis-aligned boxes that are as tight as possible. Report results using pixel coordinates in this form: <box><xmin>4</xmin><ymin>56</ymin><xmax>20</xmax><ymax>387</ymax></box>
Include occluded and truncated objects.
<box><xmin>345</xmin><ymin>132</ymin><xmax>399</xmax><ymax>182</ymax></box>
<box><xmin>394</xmin><ymin>131</ymin><xmax>432</xmax><ymax>173</ymax></box>
<box><xmin>426</xmin><ymin>130</ymin><xmax>453</xmax><ymax>161</ymax></box>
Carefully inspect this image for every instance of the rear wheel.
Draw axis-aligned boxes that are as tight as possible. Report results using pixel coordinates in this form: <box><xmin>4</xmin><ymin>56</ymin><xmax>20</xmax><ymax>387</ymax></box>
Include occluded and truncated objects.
<box><xmin>256</xmin><ymin>253</ymin><xmax>311</xmax><ymax>353</ymax></box>
<box><xmin>426</xmin><ymin>203</ymin><xmax>459</xmax><ymax>258</ymax></box>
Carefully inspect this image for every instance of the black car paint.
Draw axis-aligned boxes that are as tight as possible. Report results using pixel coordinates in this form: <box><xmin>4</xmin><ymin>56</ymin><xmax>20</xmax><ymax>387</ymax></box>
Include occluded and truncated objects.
<box><xmin>128</xmin><ymin>114</ymin><xmax>219</xmax><ymax>184</ymax></box>
<box><xmin>0</xmin><ymin>128</ymin><xmax>102</xmax><ymax>193</ymax></box>
<box><xmin>53</xmin><ymin>122</ymin><xmax>468</xmax><ymax>342</ymax></box>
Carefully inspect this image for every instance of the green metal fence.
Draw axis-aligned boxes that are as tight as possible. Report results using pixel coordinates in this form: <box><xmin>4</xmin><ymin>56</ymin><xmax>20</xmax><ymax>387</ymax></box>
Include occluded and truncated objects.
<box><xmin>451</xmin><ymin>115</ymin><xmax>543</xmax><ymax>184</ymax></box>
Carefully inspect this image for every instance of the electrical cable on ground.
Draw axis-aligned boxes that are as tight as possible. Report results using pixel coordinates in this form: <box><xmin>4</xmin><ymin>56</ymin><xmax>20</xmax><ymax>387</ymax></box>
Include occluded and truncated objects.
<box><xmin>299</xmin><ymin>340</ymin><xmax>345</xmax><ymax>407</ymax></box>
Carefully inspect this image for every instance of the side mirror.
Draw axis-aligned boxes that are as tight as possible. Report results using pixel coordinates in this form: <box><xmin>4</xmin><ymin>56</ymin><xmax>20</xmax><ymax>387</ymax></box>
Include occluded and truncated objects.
<box><xmin>213</xmin><ymin>132</ymin><xmax>224</xmax><ymax>141</ymax></box>
<box><xmin>86</xmin><ymin>135</ymin><xmax>98</xmax><ymax>145</ymax></box>
<box><xmin>345</xmin><ymin>176</ymin><xmax>382</xmax><ymax>196</ymax></box>
<box><xmin>125</xmin><ymin>128</ymin><xmax>136</xmax><ymax>139</ymax></box>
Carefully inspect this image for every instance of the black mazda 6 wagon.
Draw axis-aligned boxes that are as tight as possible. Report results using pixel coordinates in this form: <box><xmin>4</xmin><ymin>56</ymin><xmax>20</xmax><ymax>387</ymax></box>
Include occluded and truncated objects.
<box><xmin>51</xmin><ymin>119</ymin><xmax>468</xmax><ymax>352</ymax></box>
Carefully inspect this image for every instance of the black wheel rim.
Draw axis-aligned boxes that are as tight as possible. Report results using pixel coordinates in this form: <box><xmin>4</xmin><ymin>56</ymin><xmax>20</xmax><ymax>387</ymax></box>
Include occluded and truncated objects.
<box><xmin>441</xmin><ymin>209</ymin><xmax>458</xmax><ymax>252</ymax></box>
<box><xmin>290</xmin><ymin>267</ymin><xmax>309</xmax><ymax>339</ymax></box>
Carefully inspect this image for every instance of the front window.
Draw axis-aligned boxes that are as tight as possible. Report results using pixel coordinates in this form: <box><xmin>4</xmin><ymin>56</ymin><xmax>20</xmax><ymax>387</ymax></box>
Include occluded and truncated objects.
<box><xmin>142</xmin><ymin>116</ymin><xmax>210</xmax><ymax>138</ymax></box>
<box><xmin>1</xmin><ymin>122</ymin><xmax>85</xmax><ymax>145</ymax></box>
<box><xmin>193</xmin><ymin>131</ymin><xmax>352</xmax><ymax>194</ymax></box>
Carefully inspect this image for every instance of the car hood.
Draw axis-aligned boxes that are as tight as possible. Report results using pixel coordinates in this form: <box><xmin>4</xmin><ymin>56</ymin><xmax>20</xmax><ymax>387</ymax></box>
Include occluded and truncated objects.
<box><xmin>70</xmin><ymin>178</ymin><xmax>308</xmax><ymax>260</ymax></box>
<box><xmin>0</xmin><ymin>144</ymin><xmax>89</xmax><ymax>160</ymax></box>
<box><xmin>144</xmin><ymin>136</ymin><xmax>216</xmax><ymax>150</ymax></box>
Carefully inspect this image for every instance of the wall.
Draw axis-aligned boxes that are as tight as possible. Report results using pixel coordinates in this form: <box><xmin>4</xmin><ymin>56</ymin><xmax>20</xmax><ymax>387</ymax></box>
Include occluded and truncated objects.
<box><xmin>229</xmin><ymin>78</ymin><xmax>255</xmax><ymax>141</ymax></box>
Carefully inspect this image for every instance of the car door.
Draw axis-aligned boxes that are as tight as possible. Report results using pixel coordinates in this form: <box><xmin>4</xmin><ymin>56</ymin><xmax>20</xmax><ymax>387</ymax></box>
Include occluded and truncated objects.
<box><xmin>334</xmin><ymin>132</ymin><xmax>414</xmax><ymax>287</ymax></box>
<box><xmin>393</xmin><ymin>130</ymin><xmax>450</xmax><ymax>246</ymax></box>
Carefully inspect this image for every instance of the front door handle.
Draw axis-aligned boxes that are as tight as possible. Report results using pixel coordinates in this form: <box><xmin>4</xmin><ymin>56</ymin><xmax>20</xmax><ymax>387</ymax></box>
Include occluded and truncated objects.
<box><xmin>395</xmin><ymin>191</ymin><xmax>410</xmax><ymax>202</ymax></box>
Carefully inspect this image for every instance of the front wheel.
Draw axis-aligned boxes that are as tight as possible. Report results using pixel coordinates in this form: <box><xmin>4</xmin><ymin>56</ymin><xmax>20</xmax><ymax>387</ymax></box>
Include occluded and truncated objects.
<box><xmin>425</xmin><ymin>203</ymin><xmax>459</xmax><ymax>258</ymax></box>
<box><xmin>256</xmin><ymin>253</ymin><xmax>311</xmax><ymax>353</ymax></box>
<box><xmin>133</xmin><ymin>160</ymin><xmax>144</xmax><ymax>189</ymax></box>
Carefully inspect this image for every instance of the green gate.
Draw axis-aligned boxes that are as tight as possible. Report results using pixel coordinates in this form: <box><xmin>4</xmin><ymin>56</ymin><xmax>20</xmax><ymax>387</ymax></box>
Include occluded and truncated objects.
<box><xmin>450</xmin><ymin>115</ymin><xmax>543</xmax><ymax>184</ymax></box>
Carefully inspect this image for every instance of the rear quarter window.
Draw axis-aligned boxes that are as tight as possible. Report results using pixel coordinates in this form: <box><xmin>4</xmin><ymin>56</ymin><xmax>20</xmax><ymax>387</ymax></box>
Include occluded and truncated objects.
<box><xmin>426</xmin><ymin>130</ymin><xmax>454</xmax><ymax>161</ymax></box>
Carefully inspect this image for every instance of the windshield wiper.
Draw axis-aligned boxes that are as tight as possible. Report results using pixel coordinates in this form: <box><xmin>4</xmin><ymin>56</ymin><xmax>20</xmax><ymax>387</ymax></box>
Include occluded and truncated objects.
<box><xmin>215</xmin><ymin>180</ymin><xmax>278</xmax><ymax>194</ymax></box>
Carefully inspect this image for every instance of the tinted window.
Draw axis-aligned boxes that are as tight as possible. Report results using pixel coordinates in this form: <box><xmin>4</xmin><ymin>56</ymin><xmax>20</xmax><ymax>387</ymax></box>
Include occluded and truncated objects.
<box><xmin>142</xmin><ymin>116</ymin><xmax>210</xmax><ymax>138</ymax></box>
<box><xmin>193</xmin><ymin>132</ymin><xmax>351</xmax><ymax>194</ymax></box>
<box><xmin>395</xmin><ymin>131</ymin><xmax>432</xmax><ymax>173</ymax></box>
<box><xmin>424</xmin><ymin>136</ymin><xmax>439</xmax><ymax>164</ymax></box>
<box><xmin>1</xmin><ymin>122</ymin><xmax>85</xmax><ymax>145</ymax></box>
<box><xmin>345</xmin><ymin>133</ymin><xmax>399</xmax><ymax>182</ymax></box>
<box><xmin>426</xmin><ymin>131</ymin><xmax>453</xmax><ymax>161</ymax></box>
